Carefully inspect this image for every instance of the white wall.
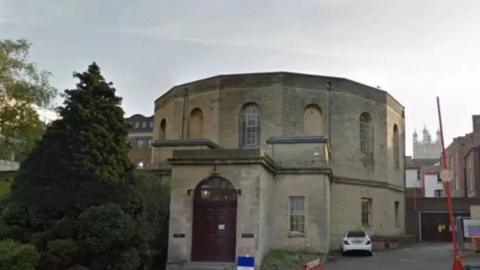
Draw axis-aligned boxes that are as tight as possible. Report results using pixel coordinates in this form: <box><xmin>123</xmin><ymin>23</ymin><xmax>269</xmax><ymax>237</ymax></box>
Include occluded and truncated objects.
<box><xmin>406</xmin><ymin>169</ymin><xmax>421</xmax><ymax>188</ymax></box>
<box><xmin>0</xmin><ymin>160</ymin><xmax>19</xmax><ymax>171</ymax></box>
<box><xmin>424</xmin><ymin>173</ymin><xmax>444</xmax><ymax>197</ymax></box>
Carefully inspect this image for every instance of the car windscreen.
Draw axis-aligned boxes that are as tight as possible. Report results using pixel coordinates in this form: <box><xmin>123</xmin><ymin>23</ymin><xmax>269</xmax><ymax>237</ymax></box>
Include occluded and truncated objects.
<box><xmin>347</xmin><ymin>231</ymin><xmax>366</xmax><ymax>237</ymax></box>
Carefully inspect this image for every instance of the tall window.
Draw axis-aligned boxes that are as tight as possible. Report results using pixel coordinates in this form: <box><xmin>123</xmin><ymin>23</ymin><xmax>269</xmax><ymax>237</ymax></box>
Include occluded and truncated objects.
<box><xmin>240</xmin><ymin>103</ymin><xmax>261</xmax><ymax>148</ymax></box>
<box><xmin>393</xmin><ymin>124</ymin><xmax>400</xmax><ymax>169</ymax></box>
<box><xmin>361</xmin><ymin>198</ymin><xmax>372</xmax><ymax>226</ymax></box>
<box><xmin>136</xmin><ymin>139</ymin><xmax>146</xmax><ymax>148</ymax></box>
<box><xmin>188</xmin><ymin>108</ymin><xmax>203</xmax><ymax>139</ymax></box>
<box><xmin>359</xmin><ymin>112</ymin><xmax>373</xmax><ymax>157</ymax></box>
<box><xmin>303</xmin><ymin>104</ymin><xmax>324</xmax><ymax>135</ymax></box>
<box><xmin>289</xmin><ymin>196</ymin><xmax>305</xmax><ymax>233</ymax></box>
<box><xmin>394</xmin><ymin>201</ymin><xmax>400</xmax><ymax>227</ymax></box>
<box><xmin>159</xmin><ymin>119</ymin><xmax>166</xmax><ymax>140</ymax></box>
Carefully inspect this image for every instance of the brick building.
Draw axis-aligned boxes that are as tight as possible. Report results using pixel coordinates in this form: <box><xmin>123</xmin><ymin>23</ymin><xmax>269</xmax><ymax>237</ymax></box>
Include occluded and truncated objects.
<box><xmin>125</xmin><ymin>114</ymin><xmax>154</xmax><ymax>169</ymax></box>
<box><xmin>445</xmin><ymin>115</ymin><xmax>480</xmax><ymax>197</ymax></box>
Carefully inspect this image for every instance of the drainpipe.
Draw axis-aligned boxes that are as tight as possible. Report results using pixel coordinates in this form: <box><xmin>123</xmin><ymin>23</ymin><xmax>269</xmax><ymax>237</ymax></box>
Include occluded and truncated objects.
<box><xmin>327</xmin><ymin>82</ymin><xmax>332</xmax><ymax>148</ymax></box>
<box><xmin>181</xmin><ymin>88</ymin><xmax>189</xmax><ymax>139</ymax></box>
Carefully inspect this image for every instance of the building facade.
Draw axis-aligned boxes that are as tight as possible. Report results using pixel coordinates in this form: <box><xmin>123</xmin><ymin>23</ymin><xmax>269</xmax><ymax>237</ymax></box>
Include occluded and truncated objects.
<box><xmin>412</xmin><ymin>127</ymin><xmax>441</xmax><ymax>159</ymax></box>
<box><xmin>445</xmin><ymin>115</ymin><xmax>480</xmax><ymax>197</ymax></box>
<box><xmin>150</xmin><ymin>72</ymin><xmax>406</xmax><ymax>269</ymax></box>
<box><xmin>125</xmin><ymin>114</ymin><xmax>154</xmax><ymax>169</ymax></box>
<box><xmin>405</xmin><ymin>156</ymin><xmax>438</xmax><ymax>198</ymax></box>
<box><xmin>421</xmin><ymin>164</ymin><xmax>443</xmax><ymax>198</ymax></box>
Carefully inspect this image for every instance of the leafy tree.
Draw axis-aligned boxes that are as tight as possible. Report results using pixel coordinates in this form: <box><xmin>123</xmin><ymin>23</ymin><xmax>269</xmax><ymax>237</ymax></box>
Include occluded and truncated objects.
<box><xmin>0</xmin><ymin>239</ymin><xmax>40</xmax><ymax>270</ymax></box>
<box><xmin>1</xmin><ymin>63</ymin><xmax>144</xmax><ymax>269</ymax></box>
<box><xmin>0</xmin><ymin>39</ymin><xmax>57</xmax><ymax>161</ymax></box>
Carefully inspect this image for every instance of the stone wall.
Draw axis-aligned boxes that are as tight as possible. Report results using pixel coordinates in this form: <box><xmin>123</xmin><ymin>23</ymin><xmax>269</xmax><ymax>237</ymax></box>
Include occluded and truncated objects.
<box><xmin>0</xmin><ymin>160</ymin><xmax>19</xmax><ymax>171</ymax></box>
<box><xmin>152</xmin><ymin>73</ymin><xmax>405</xmax><ymax>190</ymax></box>
<box><xmin>165</xmin><ymin>149</ymin><xmax>276</xmax><ymax>268</ymax></box>
<box><xmin>270</xmin><ymin>173</ymin><xmax>330</xmax><ymax>253</ymax></box>
<box><xmin>330</xmin><ymin>183</ymin><xmax>405</xmax><ymax>249</ymax></box>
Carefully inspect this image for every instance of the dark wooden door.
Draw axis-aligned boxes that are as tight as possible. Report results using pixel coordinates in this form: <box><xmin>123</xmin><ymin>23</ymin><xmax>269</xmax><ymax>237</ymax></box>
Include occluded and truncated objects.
<box><xmin>192</xmin><ymin>200</ymin><xmax>237</xmax><ymax>262</ymax></box>
<box><xmin>421</xmin><ymin>212</ymin><xmax>470</xmax><ymax>241</ymax></box>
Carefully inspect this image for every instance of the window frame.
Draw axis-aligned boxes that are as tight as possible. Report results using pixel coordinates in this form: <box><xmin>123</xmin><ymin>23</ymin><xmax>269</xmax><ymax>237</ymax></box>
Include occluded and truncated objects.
<box><xmin>289</xmin><ymin>196</ymin><xmax>306</xmax><ymax>234</ymax></box>
<box><xmin>240</xmin><ymin>103</ymin><xmax>261</xmax><ymax>149</ymax></box>
<box><xmin>394</xmin><ymin>201</ymin><xmax>400</xmax><ymax>227</ymax></box>
<box><xmin>159</xmin><ymin>119</ymin><xmax>167</xmax><ymax>140</ymax></box>
<box><xmin>393</xmin><ymin>124</ymin><xmax>400</xmax><ymax>170</ymax></box>
<box><xmin>136</xmin><ymin>139</ymin><xmax>146</xmax><ymax>148</ymax></box>
<box><xmin>361</xmin><ymin>197</ymin><xmax>373</xmax><ymax>227</ymax></box>
<box><xmin>359</xmin><ymin>112</ymin><xmax>373</xmax><ymax>157</ymax></box>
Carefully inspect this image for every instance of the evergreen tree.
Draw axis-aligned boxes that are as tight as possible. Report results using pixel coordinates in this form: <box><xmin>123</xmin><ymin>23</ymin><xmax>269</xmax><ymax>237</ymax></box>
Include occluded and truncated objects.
<box><xmin>1</xmin><ymin>63</ymin><xmax>145</xmax><ymax>270</ymax></box>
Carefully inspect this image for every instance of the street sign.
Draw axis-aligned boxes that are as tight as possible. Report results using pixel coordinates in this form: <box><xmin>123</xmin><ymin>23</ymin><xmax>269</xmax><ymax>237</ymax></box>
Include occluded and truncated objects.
<box><xmin>464</xmin><ymin>219</ymin><xmax>480</xmax><ymax>237</ymax></box>
<box><xmin>237</xmin><ymin>256</ymin><xmax>254</xmax><ymax>270</ymax></box>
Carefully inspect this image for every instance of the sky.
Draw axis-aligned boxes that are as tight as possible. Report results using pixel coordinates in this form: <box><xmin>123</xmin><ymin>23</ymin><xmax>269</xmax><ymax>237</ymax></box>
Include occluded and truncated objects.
<box><xmin>1</xmin><ymin>0</ymin><xmax>479</xmax><ymax>155</ymax></box>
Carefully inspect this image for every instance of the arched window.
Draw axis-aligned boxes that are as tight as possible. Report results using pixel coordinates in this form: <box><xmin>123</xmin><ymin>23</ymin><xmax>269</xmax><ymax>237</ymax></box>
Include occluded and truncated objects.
<box><xmin>359</xmin><ymin>112</ymin><xmax>373</xmax><ymax>156</ymax></box>
<box><xmin>393</xmin><ymin>124</ymin><xmax>400</xmax><ymax>169</ymax></box>
<box><xmin>240</xmin><ymin>103</ymin><xmax>261</xmax><ymax>149</ymax></box>
<box><xmin>188</xmin><ymin>108</ymin><xmax>203</xmax><ymax>139</ymax></box>
<box><xmin>303</xmin><ymin>104</ymin><xmax>324</xmax><ymax>135</ymax></box>
<box><xmin>159</xmin><ymin>118</ymin><xmax>166</xmax><ymax>140</ymax></box>
<box><xmin>194</xmin><ymin>176</ymin><xmax>237</xmax><ymax>202</ymax></box>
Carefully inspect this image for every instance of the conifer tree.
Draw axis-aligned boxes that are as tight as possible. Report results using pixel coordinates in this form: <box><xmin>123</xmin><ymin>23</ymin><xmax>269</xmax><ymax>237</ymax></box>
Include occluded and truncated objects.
<box><xmin>1</xmin><ymin>63</ymin><xmax>145</xmax><ymax>270</ymax></box>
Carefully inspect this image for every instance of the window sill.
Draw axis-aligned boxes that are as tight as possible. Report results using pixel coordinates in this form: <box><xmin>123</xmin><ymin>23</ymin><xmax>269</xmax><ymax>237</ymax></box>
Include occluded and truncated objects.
<box><xmin>288</xmin><ymin>232</ymin><xmax>305</xmax><ymax>238</ymax></box>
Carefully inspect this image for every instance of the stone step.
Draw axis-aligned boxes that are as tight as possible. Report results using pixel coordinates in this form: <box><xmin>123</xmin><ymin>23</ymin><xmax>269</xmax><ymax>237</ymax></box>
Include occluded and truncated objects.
<box><xmin>183</xmin><ymin>262</ymin><xmax>234</xmax><ymax>270</ymax></box>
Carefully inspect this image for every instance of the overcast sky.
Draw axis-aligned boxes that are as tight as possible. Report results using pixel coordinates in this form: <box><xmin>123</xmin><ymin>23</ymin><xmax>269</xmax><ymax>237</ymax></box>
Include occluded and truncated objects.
<box><xmin>2</xmin><ymin>0</ymin><xmax>479</xmax><ymax>155</ymax></box>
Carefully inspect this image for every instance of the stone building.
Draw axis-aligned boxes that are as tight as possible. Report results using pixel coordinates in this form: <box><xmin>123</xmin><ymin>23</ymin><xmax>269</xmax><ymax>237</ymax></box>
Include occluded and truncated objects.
<box><xmin>125</xmin><ymin>114</ymin><xmax>154</xmax><ymax>169</ymax></box>
<box><xmin>412</xmin><ymin>127</ymin><xmax>441</xmax><ymax>159</ymax></box>
<box><xmin>150</xmin><ymin>72</ymin><xmax>406</xmax><ymax>269</ymax></box>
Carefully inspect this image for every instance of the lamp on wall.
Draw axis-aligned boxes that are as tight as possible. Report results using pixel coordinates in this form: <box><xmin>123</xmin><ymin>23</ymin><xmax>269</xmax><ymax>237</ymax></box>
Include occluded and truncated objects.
<box><xmin>200</xmin><ymin>189</ymin><xmax>210</xmax><ymax>199</ymax></box>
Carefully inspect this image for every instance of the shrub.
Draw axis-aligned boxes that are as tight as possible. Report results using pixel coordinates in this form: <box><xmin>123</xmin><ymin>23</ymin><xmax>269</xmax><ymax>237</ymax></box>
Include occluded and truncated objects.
<box><xmin>0</xmin><ymin>239</ymin><xmax>40</xmax><ymax>270</ymax></box>
<box><xmin>134</xmin><ymin>172</ymin><xmax>170</xmax><ymax>269</ymax></box>
<box><xmin>78</xmin><ymin>204</ymin><xmax>135</xmax><ymax>254</ymax></box>
<box><xmin>42</xmin><ymin>238</ymin><xmax>80</xmax><ymax>269</ymax></box>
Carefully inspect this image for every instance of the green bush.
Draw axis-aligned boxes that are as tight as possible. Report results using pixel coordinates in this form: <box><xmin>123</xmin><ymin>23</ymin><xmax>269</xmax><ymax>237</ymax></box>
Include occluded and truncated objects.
<box><xmin>66</xmin><ymin>265</ymin><xmax>90</xmax><ymax>270</ymax></box>
<box><xmin>79</xmin><ymin>204</ymin><xmax>135</xmax><ymax>253</ymax></box>
<box><xmin>0</xmin><ymin>239</ymin><xmax>40</xmax><ymax>270</ymax></box>
<box><xmin>115</xmin><ymin>248</ymin><xmax>141</xmax><ymax>270</ymax></box>
<box><xmin>42</xmin><ymin>238</ymin><xmax>80</xmax><ymax>269</ymax></box>
<box><xmin>261</xmin><ymin>250</ymin><xmax>323</xmax><ymax>270</ymax></box>
<box><xmin>134</xmin><ymin>172</ymin><xmax>170</xmax><ymax>269</ymax></box>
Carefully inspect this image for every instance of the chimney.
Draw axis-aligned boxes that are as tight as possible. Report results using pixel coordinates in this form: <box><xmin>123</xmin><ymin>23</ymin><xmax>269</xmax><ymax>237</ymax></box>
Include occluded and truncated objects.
<box><xmin>473</xmin><ymin>115</ymin><xmax>480</xmax><ymax>133</ymax></box>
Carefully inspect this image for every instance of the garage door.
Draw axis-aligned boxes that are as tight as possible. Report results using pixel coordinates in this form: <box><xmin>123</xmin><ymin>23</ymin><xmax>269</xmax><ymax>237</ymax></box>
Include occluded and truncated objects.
<box><xmin>420</xmin><ymin>212</ymin><xmax>470</xmax><ymax>241</ymax></box>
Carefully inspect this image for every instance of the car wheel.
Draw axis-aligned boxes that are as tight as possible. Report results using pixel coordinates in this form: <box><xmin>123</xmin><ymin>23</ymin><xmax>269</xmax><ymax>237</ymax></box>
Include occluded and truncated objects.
<box><xmin>368</xmin><ymin>251</ymin><xmax>373</xmax><ymax>256</ymax></box>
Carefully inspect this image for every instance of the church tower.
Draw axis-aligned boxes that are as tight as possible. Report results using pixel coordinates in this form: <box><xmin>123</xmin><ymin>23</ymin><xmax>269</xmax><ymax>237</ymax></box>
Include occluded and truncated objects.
<box><xmin>413</xmin><ymin>126</ymin><xmax>441</xmax><ymax>159</ymax></box>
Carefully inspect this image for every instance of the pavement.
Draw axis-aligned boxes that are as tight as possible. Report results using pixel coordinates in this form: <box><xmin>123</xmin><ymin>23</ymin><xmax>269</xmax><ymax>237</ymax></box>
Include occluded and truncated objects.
<box><xmin>325</xmin><ymin>243</ymin><xmax>480</xmax><ymax>270</ymax></box>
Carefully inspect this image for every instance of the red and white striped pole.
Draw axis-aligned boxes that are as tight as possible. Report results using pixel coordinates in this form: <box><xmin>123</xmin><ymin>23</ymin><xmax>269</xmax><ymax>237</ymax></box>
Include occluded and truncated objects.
<box><xmin>436</xmin><ymin>97</ymin><xmax>464</xmax><ymax>270</ymax></box>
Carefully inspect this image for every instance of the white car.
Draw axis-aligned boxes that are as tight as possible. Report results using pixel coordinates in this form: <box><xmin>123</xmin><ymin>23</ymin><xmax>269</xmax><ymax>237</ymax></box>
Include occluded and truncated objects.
<box><xmin>341</xmin><ymin>230</ymin><xmax>373</xmax><ymax>255</ymax></box>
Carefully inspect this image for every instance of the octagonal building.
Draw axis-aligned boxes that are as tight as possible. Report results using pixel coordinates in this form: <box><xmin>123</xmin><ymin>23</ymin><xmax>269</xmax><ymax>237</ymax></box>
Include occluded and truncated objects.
<box><xmin>151</xmin><ymin>72</ymin><xmax>405</xmax><ymax>269</ymax></box>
